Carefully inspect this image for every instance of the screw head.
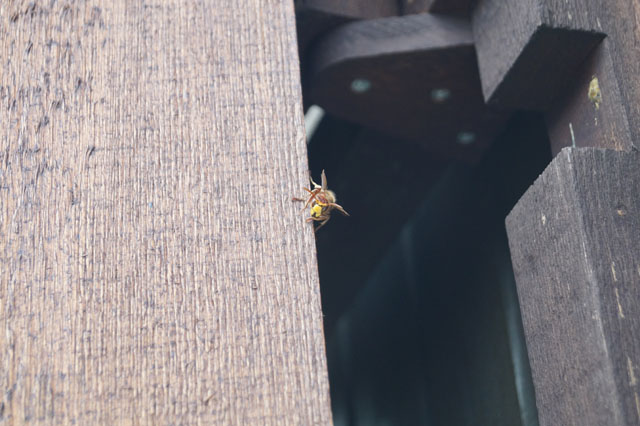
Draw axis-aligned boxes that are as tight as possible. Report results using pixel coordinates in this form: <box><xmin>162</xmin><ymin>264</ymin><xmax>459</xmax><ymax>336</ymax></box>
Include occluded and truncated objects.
<box><xmin>350</xmin><ymin>78</ymin><xmax>372</xmax><ymax>94</ymax></box>
<box><xmin>456</xmin><ymin>131</ymin><xmax>476</xmax><ymax>145</ymax></box>
<box><xmin>430</xmin><ymin>88</ymin><xmax>451</xmax><ymax>103</ymax></box>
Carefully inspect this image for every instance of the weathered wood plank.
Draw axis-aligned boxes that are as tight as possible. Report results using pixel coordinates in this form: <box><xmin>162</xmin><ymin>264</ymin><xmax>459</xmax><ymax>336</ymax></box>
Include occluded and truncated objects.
<box><xmin>471</xmin><ymin>0</ymin><xmax>604</xmax><ymax>109</ymax></box>
<box><xmin>538</xmin><ymin>0</ymin><xmax>639</xmax><ymax>153</ymax></box>
<box><xmin>0</xmin><ymin>1</ymin><xmax>331</xmax><ymax>424</ymax></box>
<box><xmin>506</xmin><ymin>148</ymin><xmax>640</xmax><ymax>426</ymax></box>
<box><xmin>602</xmin><ymin>0</ymin><xmax>640</xmax><ymax>147</ymax></box>
<box><xmin>401</xmin><ymin>0</ymin><xmax>472</xmax><ymax>16</ymax></box>
<box><xmin>309</xmin><ymin>14</ymin><xmax>507</xmax><ymax>162</ymax></box>
<box><xmin>471</xmin><ymin>0</ymin><xmax>640</xmax><ymax>152</ymax></box>
<box><xmin>296</xmin><ymin>0</ymin><xmax>398</xmax><ymax>19</ymax></box>
<box><xmin>545</xmin><ymin>41</ymin><xmax>633</xmax><ymax>155</ymax></box>
<box><xmin>295</xmin><ymin>0</ymin><xmax>398</xmax><ymax>60</ymax></box>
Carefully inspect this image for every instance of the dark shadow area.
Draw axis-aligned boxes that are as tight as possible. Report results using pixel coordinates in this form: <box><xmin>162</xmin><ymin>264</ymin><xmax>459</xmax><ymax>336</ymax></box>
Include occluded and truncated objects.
<box><xmin>307</xmin><ymin>112</ymin><xmax>551</xmax><ymax>425</ymax></box>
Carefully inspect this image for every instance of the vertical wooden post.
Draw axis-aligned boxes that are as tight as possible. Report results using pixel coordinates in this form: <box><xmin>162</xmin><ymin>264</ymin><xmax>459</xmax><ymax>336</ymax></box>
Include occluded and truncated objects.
<box><xmin>470</xmin><ymin>0</ymin><xmax>640</xmax><ymax>424</ymax></box>
<box><xmin>0</xmin><ymin>1</ymin><xmax>331</xmax><ymax>423</ymax></box>
<box><xmin>506</xmin><ymin>149</ymin><xmax>640</xmax><ymax>425</ymax></box>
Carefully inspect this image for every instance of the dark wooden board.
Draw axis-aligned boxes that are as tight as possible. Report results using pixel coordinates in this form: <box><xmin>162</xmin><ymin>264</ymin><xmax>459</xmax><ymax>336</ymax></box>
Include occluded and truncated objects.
<box><xmin>309</xmin><ymin>14</ymin><xmax>507</xmax><ymax>162</ymax></box>
<box><xmin>401</xmin><ymin>0</ymin><xmax>474</xmax><ymax>16</ymax></box>
<box><xmin>602</xmin><ymin>0</ymin><xmax>640</xmax><ymax>148</ymax></box>
<box><xmin>295</xmin><ymin>0</ymin><xmax>399</xmax><ymax>62</ymax></box>
<box><xmin>295</xmin><ymin>0</ymin><xmax>400</xmax><ymax>113</ymax></box>
<box><xmin>471</xmin><ymin>0</ymin><xmax>604</xmax><ymax>109</ymax></box>
<box><xmin>545</xmin><ymin>41</ymin><xmax>633</xmax><ymax>154</ymax></box>
<box><xmin>296</xmin><ymin>0</ymin><xmax>399</xmax><ymax>19</ymax></box>
<box><xmin>0</xmin><ymin>1</ymin><xmax>331</xmax><ymax>423</ymax></box>
<box><xmin>506</xmin><ymin>148</ymin><xmax>640</xmax><ymax>426</ymax></box>
<box><xmin>535</xmin><ymin>0</ymin><xmax>640</xmax><ymax>152</ymax></box>
<box><xmin>296</xmin><ymin>6</ymin><xmax>353</xmax><ymax>62</ymax></box>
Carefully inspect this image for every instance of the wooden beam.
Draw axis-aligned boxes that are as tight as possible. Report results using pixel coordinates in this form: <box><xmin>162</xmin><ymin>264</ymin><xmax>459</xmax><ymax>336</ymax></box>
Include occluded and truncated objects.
<box><xmin>506</xmin><ymin>148</ymin><xmax>640</xmax><ymax>426</ymax></box>
<box><xmin>0</xmin><ymin>1</ymin><xmax>331</xmax><ymax>423</ymax></box>
<box><xmin>535</xmin><ymin>0</ymin><xmax>640</xmax><ymax>153</ymax></box>
<box><xmin>401</xmin><ymin>0</ymin><xmax>473</xmax><ymax>16</ymax></box>
<box><xmin>471</xmin><ymin>0</ymin><xmax>604</xmax><ymax>110</ymax></box>
<box><xmin>296</xmin><ymin>0</ymin><xmax>398</xmax><ymax>19</ymax></box>
<box><xmin>601</xmin><ymin>0</ymin><xmax>640</xmax><ymax>147</ymax></box>
<box><xmin>295</xmin><ymin>0</ymin><xmax>398</xmax><ymax>58</ymax></box>
<box><xmin>309</xmin><ymin>14</ymin><xmax>507</xmax><ymax>162</ymax></box>
<box><xmin>545</xmin><ymin>41</ymin><xmax>633</xmax><ymax>155</ymax></box>
<box><xmin>470</xmin><ymin>0</ymin><xmax>639</xmax><ymax>152</ymax></box>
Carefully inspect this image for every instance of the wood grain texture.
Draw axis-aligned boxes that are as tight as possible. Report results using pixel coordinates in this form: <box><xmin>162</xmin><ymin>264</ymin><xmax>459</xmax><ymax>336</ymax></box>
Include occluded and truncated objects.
<box><xmin>537</xmin><ymin>0</ymin><xmax>640</xmax><ymax>152</ymax></box>
<box><xmin>296</xmin><ymin>0</ymin><xmax>398</xmax><ymax>19</ymax></box>
<box><xmin>506</xmin><ymin>148</ymin><xmax>640</xmax><ymax>426</ymax></box>
<box><xmin>0</xmin><ymin>1</ymin><xmax>331</xmax><ymax>424</ymax></box>
<box><xmin>471</xmin><ymin>0</ymin><xmax>604</xmax><ymax>109</ymax></box>
<box><xmin>603</xmin><ymin>0</ymin><xmax>640</xmax><ymax>148</ymax></box>
<box><xmin>401</xmin><ymin>0</ymin><xmax>473</xmax><ymax>16</ymax></box>
<box><xmin>294</xmin><ymin>0</ymin><xmax>399</xmax><ymax>67</ymax></box>
<box><xmin>545</xmin><ymin>40</ymin><xmax>633</xmax><ymax>154</ymax></box>
<box><xmin>309</xmin><ymin>14</ymin><xmax>507</xmax><ymax>162</ymax></box>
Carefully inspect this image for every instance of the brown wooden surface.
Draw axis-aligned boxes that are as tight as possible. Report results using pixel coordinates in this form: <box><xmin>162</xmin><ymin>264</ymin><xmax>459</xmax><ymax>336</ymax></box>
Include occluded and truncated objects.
<box><xmin>471</xmin><ymin>0</ymin><xmax>640</xmax><ymax>152</ymax></box>
<box><xmin>506</xmin><ymin>148</ymin><xmax>640</xmax><ymax>426</ymax></box>
<box><xmin>401</xmin><ymin>0</ymin><xmax>473</xmax><ymax>16</ymax></box>
<box><xmin>471</xmin><ymin>0</ymin><xmax>604</xmax><ymax>110</ymax></box>
<box><xmin>309</xmin><ymin>14</ymin><xmax>507</xmax><ymax>162</ymax></box>
<box><xmin>0</xmin><ymin>1</ymin><xmax>331</xmax><ymax>424</ymax></box>
<box><xmin>295</xmin><ymin>0</ymin><xmax>398</xmax><ymax>63</ymax></box>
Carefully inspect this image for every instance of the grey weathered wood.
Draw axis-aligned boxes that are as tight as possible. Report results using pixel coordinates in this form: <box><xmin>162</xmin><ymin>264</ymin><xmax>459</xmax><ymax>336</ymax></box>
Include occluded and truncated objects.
<box><xmin>545</xmin><ymin>40</ymin><xmax>633</xmax><ymax>155</ymax></box>
<box><xmin>536</xmin><ymin>0</ymin><xmax>640</xmax><ymax>153</ymax></box>
<box><xmin>506</xmin><ymin>148</ymin><xmax>640</xmax><ymax>426</ymax></box>
<box><xmin>602</xmin><ymin>0</ymin><xmax>640</xmax><ymax>148</ymax></box>
<box><xmin>471</xmin><ymin>0</ymin><xmax>604</xmax><ymax>109</ymax></box>
<box><xmin>471</xmin><ymin>0</ymin><xmax>640</xmax><ymax>152</ymax></box>
<box><xmin>0</xmin><ymin>1</ymin><xmax>331</xmax><ymax>424</ymax></box>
